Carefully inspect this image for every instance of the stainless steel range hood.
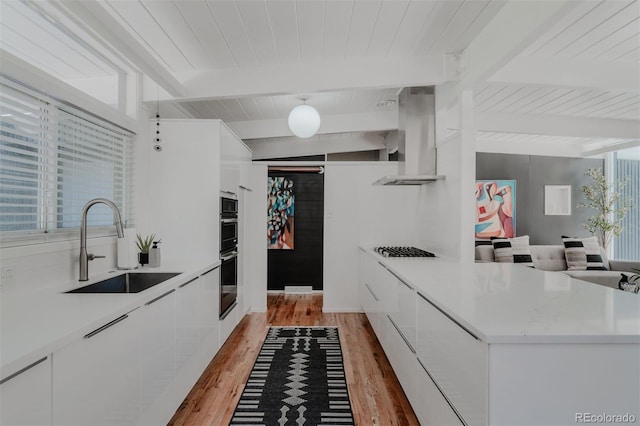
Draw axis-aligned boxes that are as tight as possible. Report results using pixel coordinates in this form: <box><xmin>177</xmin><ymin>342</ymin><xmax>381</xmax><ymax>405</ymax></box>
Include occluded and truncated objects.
<box><xmin>373</xmin><ymin>86</ymin><xmax>445</xmax><ymax>186</ymax></box>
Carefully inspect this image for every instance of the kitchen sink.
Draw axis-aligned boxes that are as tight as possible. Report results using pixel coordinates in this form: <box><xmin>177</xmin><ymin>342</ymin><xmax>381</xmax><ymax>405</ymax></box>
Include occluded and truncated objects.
<box><xmin>66</xmin><ymin>272</ymin><xmax>182</xmax><ymax>294</ymax></box>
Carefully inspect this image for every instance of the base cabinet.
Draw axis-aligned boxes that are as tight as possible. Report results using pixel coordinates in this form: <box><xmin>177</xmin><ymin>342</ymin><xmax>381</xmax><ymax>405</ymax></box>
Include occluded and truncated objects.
<box><xmin>198</xmin><ymin>267</ymin><xmax>220</xmax><ymax>360</ymax></box>
<box><xmin>175</xmin><ymin>277</ymin><xmax>200</xmax><ymax>399</ymax></box>
<box><xmin>219</xmin><ymin>303</ymin><xmax>239</xmax><ymax>346</ymax></box>
<box><xmin>383</xmin><ymin>315</ymin><xmax>418</xmax><ymax>408</ymax></box>
<box><xmin>0</xmin><ymin>357</ymin><xmax>51</xmax><ymax>426</ymax></box>
<box><xmin>53</xmin><ymin>309</ymin><xmax>143</xmax><ymax>425</ymax></box>
<box><xmin>139</xmin><ymin>289</ymin><xmax>177</xmax><ymax>425</ymax></box>
<box><xmin>52</xmin><ymin>270</ymin><xmax>222</xmax><ymax>426</ymax></box>
<box><xmin>416</xmin><ymin>360</ymin><xmax>463</xmax><ymax>426</ymax></box>
<box><xmin>416</xmin><ymin>290</ymin><xmax>488</xmax><ymax>426</ymax></box>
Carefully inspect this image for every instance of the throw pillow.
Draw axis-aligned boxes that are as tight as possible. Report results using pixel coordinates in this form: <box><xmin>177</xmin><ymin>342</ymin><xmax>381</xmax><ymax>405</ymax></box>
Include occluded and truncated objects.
<box><xmin>491</xmin><ymin>235</ymin><xmax>534</xmax><ymax>267</ymax></box>
<box><xmin>561</xmin><ymin>236</ymin><xmax>607</xmax><ymax>271</ymax></box>
<box><xmin>491</xmin><ymin>238</ymin><xmax>513</xmax><ymax>263</ymax></box>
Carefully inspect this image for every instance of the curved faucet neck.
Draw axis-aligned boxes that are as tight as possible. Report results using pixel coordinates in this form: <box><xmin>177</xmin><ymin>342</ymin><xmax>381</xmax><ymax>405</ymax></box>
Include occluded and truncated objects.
<box><xmin>79</xmin><ymin>198</ymin><xmax>125</xmax><ymax>281</ymax></box>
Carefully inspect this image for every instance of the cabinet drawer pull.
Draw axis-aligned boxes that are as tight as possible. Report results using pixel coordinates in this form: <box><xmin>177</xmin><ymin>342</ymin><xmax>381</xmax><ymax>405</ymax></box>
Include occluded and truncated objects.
<box><xmin>364</xmin><ymin>283</ymin><xmax>380</xmax><ymax>302</ymax></box>
<box><xmin>0</xmin><ymin>356</ymin><xmax>47</xmax><ymax>385</ymax></box>
<box><xmin>398</xmin><ymin>277</ymin><xmax>413</xmax><ymax>290</ymax></box>
<box><xmin>417</xmin><ymin>358</ymin><xmax>468</xmax><ymax>426</ymax></box>
<box><xmin>145</xmin><ymin>289</ymin><xmax>175</xmax><ymax>306</ymax></box>
<box><xmin>179</xmin><ymin>277</ymin><xmax>198</xmax><ymax>288</ymax></box>
<box><xmin>202</xmin><ymin>266</ymin><xmax>220</xmax><ymax>276</ymax></box>
<box><xmin>379</xmin><ymin>262</ymin><xmax>413</xmax><ymax>290</ymax></box>
<box><xmin>85</xmin><ymin>315</ymin><xmax>128</xmax><ymax>339</ymax></box>
<box><xmin>387</xmin><ymin>315</ymin><xmax>415</xmax><ymax>354</ymax></box>
<box><xmin>417</xmin><ymin>291</ymin><xmax>479</xmax><ymax>341</ymax></box>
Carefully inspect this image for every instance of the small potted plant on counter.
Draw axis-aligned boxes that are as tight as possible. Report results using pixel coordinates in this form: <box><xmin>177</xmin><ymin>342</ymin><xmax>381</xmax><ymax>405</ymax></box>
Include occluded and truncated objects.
<box><xmin>136</xmin><ymin>233</ymin><xmax>156</xmax><ymax>266</ymax></box>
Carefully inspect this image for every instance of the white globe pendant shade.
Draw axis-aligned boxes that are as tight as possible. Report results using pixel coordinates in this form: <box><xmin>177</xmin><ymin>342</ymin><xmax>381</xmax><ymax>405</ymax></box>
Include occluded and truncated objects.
<box><xmin>288</xmin><ymin>104</ymin><xmax>321</xmax><ymax>138</ymax></box>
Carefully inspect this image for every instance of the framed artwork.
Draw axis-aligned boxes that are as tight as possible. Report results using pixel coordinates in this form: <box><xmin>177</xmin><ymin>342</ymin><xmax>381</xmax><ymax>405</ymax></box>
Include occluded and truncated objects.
<box><xmin>267</xmin><ymin>177</ymin><xmax>295</xmax><ymax>249</ymax></box>
<box><xmin>544</xmin><ymin>185</ymin><xmax>571</xmax><ymax>215</ymax></box>
<box><xmin>475</xmin><ymin>180</ymin><xmax>516</xmax><ymax>240</ymax></box>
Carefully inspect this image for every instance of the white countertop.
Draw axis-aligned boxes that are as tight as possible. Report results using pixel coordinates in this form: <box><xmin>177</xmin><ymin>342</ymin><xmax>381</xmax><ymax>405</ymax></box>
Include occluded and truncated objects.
<box><xmin>363</xmin><ymin>248</ymin><xmax>640</xmax><ymax>344</ymax></box>
<box><xmin>0</xmin><ymin>260</ymin><xmax>220</xmax><ymax>380</ymax></box>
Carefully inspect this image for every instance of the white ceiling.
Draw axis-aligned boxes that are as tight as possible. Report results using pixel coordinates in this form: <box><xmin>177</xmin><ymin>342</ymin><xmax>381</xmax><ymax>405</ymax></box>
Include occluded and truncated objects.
<box><xmin>2</xmin><ymin>0</ymin><xmax>639</xmax><ymax>158</ymax></box>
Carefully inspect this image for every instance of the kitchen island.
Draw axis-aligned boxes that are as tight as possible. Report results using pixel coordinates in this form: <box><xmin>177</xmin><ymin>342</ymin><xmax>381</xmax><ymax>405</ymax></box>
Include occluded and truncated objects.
<box><xmin>359</xmin><ymin>247</ymin><xmax>640</xmax><ymax>426</ymax></box>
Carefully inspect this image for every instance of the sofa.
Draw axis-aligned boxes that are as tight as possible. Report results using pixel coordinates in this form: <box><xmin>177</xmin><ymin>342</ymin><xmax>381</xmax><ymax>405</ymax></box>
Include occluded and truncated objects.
<box><xmin>475</xmin><ymin>244</ymin><xmax>640</xmax><ymax>290</ymax></box>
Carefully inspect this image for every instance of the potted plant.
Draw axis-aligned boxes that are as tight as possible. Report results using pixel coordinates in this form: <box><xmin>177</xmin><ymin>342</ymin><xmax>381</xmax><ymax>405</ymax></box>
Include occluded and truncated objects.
<box><xmin>577</xmin><ymin>168</ymin><xmax>631</xmax><ymax>251</ymax></box>
<box><xmin>136</xmin><ymin>233</ymin><xmax>156</xmax><ymax>265</ymax></box>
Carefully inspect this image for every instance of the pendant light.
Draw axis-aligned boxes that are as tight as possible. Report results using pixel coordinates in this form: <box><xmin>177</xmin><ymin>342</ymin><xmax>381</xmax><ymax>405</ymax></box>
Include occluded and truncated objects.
<box><xmin>288</xmin><ymin>96</ymin><xmax>321</xmax><ymax>138</ymax></box>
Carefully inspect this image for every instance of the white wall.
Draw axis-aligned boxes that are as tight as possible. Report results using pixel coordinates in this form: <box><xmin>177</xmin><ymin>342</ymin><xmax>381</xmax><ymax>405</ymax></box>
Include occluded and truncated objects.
<box><xmin>414</xmin><ymin>135</ymin><xmax>475</xmax><ymax>262</ymax></box>
<box><xmin>323</xmin><ymin>162</ymin><xmax>420</xmax><ymax>312</ymax></box>
<box><xmin>0</xmin><ymin>238</ymin><xmax>119</xmax><ymax>295</ymax></box>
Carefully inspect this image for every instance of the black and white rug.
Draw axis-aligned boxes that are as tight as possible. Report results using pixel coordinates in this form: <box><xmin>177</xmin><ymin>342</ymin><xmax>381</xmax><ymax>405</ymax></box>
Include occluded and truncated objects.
<box><xmin>230</xmin><ymin>326</ymin><xmax>355</xmax><ymax>425</ymax></box>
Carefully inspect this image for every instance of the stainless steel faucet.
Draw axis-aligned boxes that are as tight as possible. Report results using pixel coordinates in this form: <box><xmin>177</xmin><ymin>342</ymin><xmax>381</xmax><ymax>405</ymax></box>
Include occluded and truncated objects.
<box><xmin>79</xmin><ymin>198</ymin><xmax>125</xmax><ymax>281</ymax></box>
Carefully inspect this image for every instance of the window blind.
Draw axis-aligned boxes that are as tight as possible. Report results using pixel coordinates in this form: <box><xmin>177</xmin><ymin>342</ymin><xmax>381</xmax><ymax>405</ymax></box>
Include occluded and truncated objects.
<box><xmin>0</xmin><ymin>78</ymin><xmax>134</xmax><ymax>237</ymax></box>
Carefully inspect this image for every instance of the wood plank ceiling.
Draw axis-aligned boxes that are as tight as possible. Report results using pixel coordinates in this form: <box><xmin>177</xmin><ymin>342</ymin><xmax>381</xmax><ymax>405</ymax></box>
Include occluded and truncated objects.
<box><xmin>2</xmin><ymin>0</ymin><xmax>639</xmax><ymax>157</ymax></box>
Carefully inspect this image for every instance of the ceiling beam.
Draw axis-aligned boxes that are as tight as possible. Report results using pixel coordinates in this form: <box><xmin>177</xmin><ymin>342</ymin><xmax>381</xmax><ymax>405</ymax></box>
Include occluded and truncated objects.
<box><xmin>227</xmin><ymin>111</ymin><xmax>397</xmax><ymax>140</ymax></box>
<box><xmin>582</xmin><ymin>140</ymin><xmax>640</xmax><ymax>157</ymax></box>
<box><xmin>55</xmin><ymin>0</ymin><xmax>186</xmax><ymax>97</ymax></box>
<box><xmin>437</xmin><ymin>0</ymin><xmax>578</xmax><ymax>109</ymax></box>
<box><xmin>246</xmin><ymin>134</ymin><xmax>387</xmax><ymax>160</ymax></box>
<box><xmin>475</xmin><ymin>112</ymin><xmax>640</xmax><ymax>140</ymax></box>
<box><xmin>146</xmin><ymin>55</ymin><xmax>444</xmax><ymax>102</ymax></box>
<box><xmin>489</xmin><ymin>57</ymin><xmax>640</xmax><ymax>94</ymax></box>
<box><xmin>476</xmin><ymin>138</ymin><xmax>583</xmax><ymax>158</ymax></box>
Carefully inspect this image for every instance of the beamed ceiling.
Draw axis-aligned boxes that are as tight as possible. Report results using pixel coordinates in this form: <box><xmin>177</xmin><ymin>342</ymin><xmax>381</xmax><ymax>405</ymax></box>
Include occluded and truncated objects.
<box><xmin>2</xmin><ymin>0</ymin><xmax>639</xmax><ymax>158</ymax></box>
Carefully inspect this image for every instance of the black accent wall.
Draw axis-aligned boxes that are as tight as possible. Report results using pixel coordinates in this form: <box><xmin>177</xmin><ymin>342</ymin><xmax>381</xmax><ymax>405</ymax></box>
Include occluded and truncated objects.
<box><xmin>476</xmin><ymin>153</ymin><xmax>604</xmax><ymax>245</ymax></box>
<box><xmin>267</xmin><ymin>171</ymin><xmax>324</xmax><ymax>290</ymax></box>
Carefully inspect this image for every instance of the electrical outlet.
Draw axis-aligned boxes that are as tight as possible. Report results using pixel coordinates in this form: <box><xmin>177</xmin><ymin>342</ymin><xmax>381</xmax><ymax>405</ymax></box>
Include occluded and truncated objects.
<box><xmin>0</xmin><ymin>265</ymin><xmax>14</xmax><ymax>290</ymax></box>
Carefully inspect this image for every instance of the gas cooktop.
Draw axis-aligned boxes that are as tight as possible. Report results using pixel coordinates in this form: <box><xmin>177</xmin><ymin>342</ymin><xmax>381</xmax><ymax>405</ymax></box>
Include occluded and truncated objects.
<box><xmin>373</xmin><ymin>246</ymin><xmax>436</xmax><ymax>258</ymax></box>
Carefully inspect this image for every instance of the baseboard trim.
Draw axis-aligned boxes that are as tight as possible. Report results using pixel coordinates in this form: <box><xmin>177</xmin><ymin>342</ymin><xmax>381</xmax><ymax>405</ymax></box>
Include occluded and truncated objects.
<box><xmin>321</xmin><ymin>307</ymin><xmax>364</xmax><ymax>313</ymax></box>
<box><xmin>284</xmin><ymin>285</ymin><xmax>313</xmax><ymax>294</ymax></box>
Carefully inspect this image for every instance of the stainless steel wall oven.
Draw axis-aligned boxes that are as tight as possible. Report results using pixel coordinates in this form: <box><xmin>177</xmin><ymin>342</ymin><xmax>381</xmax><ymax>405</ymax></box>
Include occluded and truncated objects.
<box><xmin>220</xmin><ymin>195</ymin><xmax>238</xmax><ymax>318</ymax></box>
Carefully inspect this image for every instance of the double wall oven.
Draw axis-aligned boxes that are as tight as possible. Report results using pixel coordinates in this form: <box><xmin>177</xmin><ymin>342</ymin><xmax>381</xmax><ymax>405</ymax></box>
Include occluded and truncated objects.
<box><xmin>220</xmin><ymin>195</ymin><xmax>238</xmax><ymax>318</ymax></box>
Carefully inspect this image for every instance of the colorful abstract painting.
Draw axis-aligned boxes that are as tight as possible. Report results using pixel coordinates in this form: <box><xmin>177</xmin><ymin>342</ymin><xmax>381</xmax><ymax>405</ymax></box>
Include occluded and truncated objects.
<box><xmin>475</xmin><ymin>180</ymin><xmax>516</xmax><ymax>240</ymax></box>
<box><xmin>268</xmin><ymin>177</ymin><xmax>295</xmax><ymax>249</ymax></box>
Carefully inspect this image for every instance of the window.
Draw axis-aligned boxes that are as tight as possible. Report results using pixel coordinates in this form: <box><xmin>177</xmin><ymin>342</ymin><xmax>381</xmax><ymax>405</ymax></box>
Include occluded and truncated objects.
<box><xmin>613</xmin><ymin>148</ymin><xmax>639</xmax><ymax>261</ymax></box>
<box><xmin>0</xmin><ymin>79</ymin><xmax>134</xmax><ymax>241</ymax></box>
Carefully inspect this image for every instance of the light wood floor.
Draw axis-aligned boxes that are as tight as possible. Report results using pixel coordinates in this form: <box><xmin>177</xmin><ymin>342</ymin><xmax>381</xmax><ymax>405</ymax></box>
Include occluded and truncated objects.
<box><xmin>168</xmin><ymin>293</ymin><xmax>419</xmax><ymax>425</ymax></box>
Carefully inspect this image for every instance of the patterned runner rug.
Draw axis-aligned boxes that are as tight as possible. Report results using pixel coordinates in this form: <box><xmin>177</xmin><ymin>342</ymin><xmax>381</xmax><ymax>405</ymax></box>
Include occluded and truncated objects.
<box><xmin>230</xmin><ymin>326</ymin><xmax>355</xmax><ymax>425</ymax></box>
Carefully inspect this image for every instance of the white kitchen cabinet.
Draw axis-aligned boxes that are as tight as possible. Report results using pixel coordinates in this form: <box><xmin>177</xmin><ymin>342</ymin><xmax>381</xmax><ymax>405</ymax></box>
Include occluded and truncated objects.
<box><xmin>359</xmin><ymin>250</ymin><xmax>381</xmax><ymax>335</ymax></box>
<box><xmin>175</xmin><ymin>276</ymin><xmax>200</xmax><ymax>397</ymax></box>
<box><xmin>219</xmin><ymin>303</ymin><xmax>238</xmax><ymax>347</ymax></box>
<box><xmin>198</xmin><ymin>266</ymin><xmax>220</xmax><ymax>361</ymax></box>
<box><xmin>416</xmin><ymin>290</ymin><xmax>488</xmax><ymax>426</ymax></box>
<box><xmin>53</xmin><ymin>308</ymin><xmax>143</xmax><ymax>426</ymax></box>
<box><xmin>139</xmin><ymin>288</ymin><xmax>177</xmax><ymax>425</ymax></box>
<box><xmin>383</xmin><ymin>314</ymin><xmax>418</xmax><ymax>408</ymax></box>
<box><xmin>220</xmin><ymin>124</ymin><xmax>252</xmax><ymax>194</ymax></box>
<box><xmin>416</xmin><ymin>359</ymin><xmax>463</xmax><ymax>426</ymax></box>
<box><xmin>383</xmin><ymin>266</ymin><xmax>419</xmax><ymax>409</ymax></box>
<box><xmin>0</xmin><ymin>356</ymin><xmax>51</xmax><ymax>426</ymax></box>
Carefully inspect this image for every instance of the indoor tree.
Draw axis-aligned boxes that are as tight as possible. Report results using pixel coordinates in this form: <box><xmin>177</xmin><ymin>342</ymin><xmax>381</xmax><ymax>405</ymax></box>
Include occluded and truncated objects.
<box><xmin>577</xmin><ymin>168</ymin><xmax>631</xmax><ymax>251</ymax></box>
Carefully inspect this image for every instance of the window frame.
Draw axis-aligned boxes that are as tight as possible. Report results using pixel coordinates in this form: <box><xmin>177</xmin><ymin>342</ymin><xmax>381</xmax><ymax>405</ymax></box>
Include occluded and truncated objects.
<box><xmin>0</xmin><ymin>78</ymin><xmax>135</xmax><ymax>248</ymax></box>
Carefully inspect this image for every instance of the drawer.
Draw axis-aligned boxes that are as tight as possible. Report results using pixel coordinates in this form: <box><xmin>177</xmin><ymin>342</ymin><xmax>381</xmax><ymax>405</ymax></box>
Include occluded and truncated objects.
<box><xmin>387</xmin><ymin>270</ymin><xmax>416</xmax><ymax>350</ymax></box>
<box><xmin>384</xmin><ymin>315</ymin><xmax>417</xmax><ymax>408</ymax></box>
<box><xmin>416</xmin><ymin>291</ymin><xmax>488</xmax><ymax>426</ymax></box>
<box><xmin>362</xmin><ymin>281</ymin><xmax>381</xmax><ymax>336</ymax></box>
<box><xmin>416</xmin><ymin>359</ymin><xmax>464</xmax><ymax>426</ymax></box>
